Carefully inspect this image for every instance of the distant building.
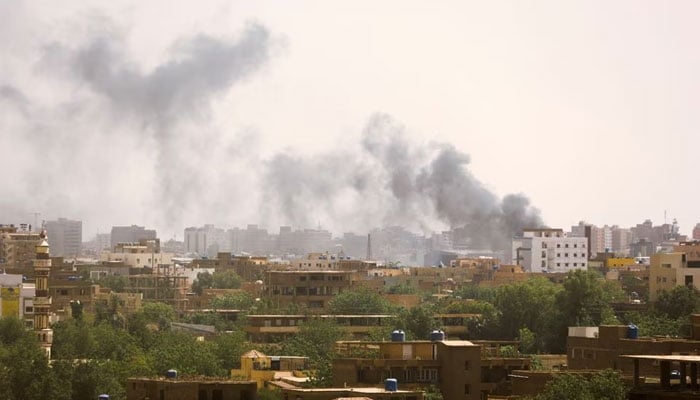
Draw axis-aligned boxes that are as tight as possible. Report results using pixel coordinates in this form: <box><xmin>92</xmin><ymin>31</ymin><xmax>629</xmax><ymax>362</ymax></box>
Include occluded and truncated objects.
<box><xmin>512</xmin><ymin>229</ymin><xmax>588</xmax><ymax>273</ymax></box>
<box><xmin>693</xmin><ymin>223</ymin><xmax>700</xmax><ymax>240</ymax></box>
<box><xmin>629</xmin><ymin>238</ymin><xmax>656</xmax><ymax>258</ymax></box>
<box><xmin>45</xmin><ymin>218</ymin><xmax>82</xmax><ymax>258</ymax></box>
<box><xmin>184</xmin><ymin>225</ymin><xmax>230</xmax><ymax>257</ymax></box>
<box><xmin>110</xmin><ymin>225</ymin><xmax>156</xmax><ymax>249</ymax></box>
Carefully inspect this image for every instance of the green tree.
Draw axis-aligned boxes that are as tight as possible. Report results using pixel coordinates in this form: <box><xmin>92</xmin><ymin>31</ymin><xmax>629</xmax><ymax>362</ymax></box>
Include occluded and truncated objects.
<box><xmin>328</xmin><ymin>286</ymin><xmax>393</xmax><ymax>314</ymax></box>
<box><xmin>192</xmin><ymin>270</ymin><xmax>243</xmax><ymax>295</ymax></box>
<box><xmin>494</xmin><ymin>277</ymin><xmax>560</xmax><ymax>351</ymax></box>
<box><xmin>557</xmin><ymin>270</ymin><xmax>613</xmax><ymax>327</ymax></box>
<box><xmin>282</xmin><ymin>317</ymin><xmax>348</xmax><ymax>387</ymax></box>
<box><xmin>210</xmin><ymin>292</ymin><xmax>256</xmax><ymax>310</ymax></box>
<box><xmin>98</xmin><ymin>275</ymin><xmax>129</xmax><ymax>293</ymax></box>
<box><xmin>394</xmin><ymin>304</ymin><xmax>439</xmax><ymax>340</ymax></box>
<box><xmin>0</xmin><ymin>317</ymin><xmax>57</xmax><ymax>400</ymax></box>
<box><xmin>533</xmin><ymin>369</ymin><xmax>628</xmax><ymax>400</ymax></box>
<box><xmin>148</xmin><ymin>331</ymin><xmax>225</xmax><ymax>376</ymax></box>
<box><xmin>654</xmin><ymin>285</ymin><xmax>700</xmax><ymax>320</ymax></box>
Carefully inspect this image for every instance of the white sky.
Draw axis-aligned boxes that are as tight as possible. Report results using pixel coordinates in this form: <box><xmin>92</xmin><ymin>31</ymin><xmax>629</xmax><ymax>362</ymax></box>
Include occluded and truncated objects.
<box><xmin>1</xmin><ymin>0</ymin><xmax>699</xmax><ymax>238</ymax></box>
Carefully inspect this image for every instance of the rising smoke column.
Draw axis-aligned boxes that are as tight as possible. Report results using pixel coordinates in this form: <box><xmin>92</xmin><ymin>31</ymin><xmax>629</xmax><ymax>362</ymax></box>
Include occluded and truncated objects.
<box><xmin>2</xmin><ymin>20</ymin><xmax>274</xmax><ymax>232</ymax></box>
<box><xmin>262</xmin><ymin>113</ymin><xmax>543</xmax><ymax>251</ymax></box>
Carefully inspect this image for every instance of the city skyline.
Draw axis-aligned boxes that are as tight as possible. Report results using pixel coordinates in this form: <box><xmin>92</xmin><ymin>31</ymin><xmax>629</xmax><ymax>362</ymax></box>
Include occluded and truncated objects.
<box><xmin>2</xmin><ymin>1</ymin><xmax>698</xmax><ymax>240</ymax></box>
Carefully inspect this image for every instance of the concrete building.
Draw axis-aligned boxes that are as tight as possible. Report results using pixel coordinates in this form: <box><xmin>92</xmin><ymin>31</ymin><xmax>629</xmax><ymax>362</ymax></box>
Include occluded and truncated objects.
<box><xmin>44</xmin><ymin>218</ymin><xmax>82</xmax><ymax>258</ymax></box>
<box><xmin>0</xmin><ymin>273</ymin><xmax>34</xmax><ymax>327</ymax></box>
<box><xmin>567</xmin><ymin>318</ymin><xmax>700</xmax><ymax>379</ymax></box>
<box><xmin>694</xmin><ymin>223</ymin><xmax>700</xmax><ymax>241</ymax></box>
<box><xmin>333</xmin><ymin>339</ymin><xmax>530</xmax><ymax>400</ymax></box>
<box><xmin>127</xmin><ymin>377</ymin><xmax>257</xmax><ymax>400</ymax></box>
<box><xmin>0</xmin><ymin>224</ymin><xmax>42</xmax><ymax>270</ymax></box>
<box><xmin>230</xmin><ymin>350</ymin><xmax>309</xmax><ymax>389</ymax></box>
<box><xmin>512</xmin><ymin>229</ymin><xmax>588</xmax><ymax>273</ymax></box>
<box><xmin>630</xmin><ymin>238</ymin><xmax>656</xmax><ymax>258</ymax></box>
<box><xmin>184</xmin><ymin>225</ymin><xmax>230</xmax><ymax>257</ymax></box>
<box><xmin>100</xmin><ymin>240</ymin><xmax>172</xmax><ymax>269</ymax></box>
<box><xmin>265</xmin><ymin>270</ymin><xmax>360</xmax><ymax>310</ymax></box>
<box><xmin>110</xmin><ymin>225</ymin><xmax>157</xmax><ymax>249</ymax></box>
<box><xmin>648</xmin><ymin>252</ymin><xmax>691</xmax><ymax>301</ymax></box>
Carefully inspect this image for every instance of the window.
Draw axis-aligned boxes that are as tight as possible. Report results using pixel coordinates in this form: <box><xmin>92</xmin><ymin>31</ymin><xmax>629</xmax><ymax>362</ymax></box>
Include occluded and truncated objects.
<box><xmin>557</xmin><ymin>244</ymin><xmax>561</xmax><ymax>248</ymax></box>
<box><xmin>464</xmin><ymin>361</ymin><xmax>470</xmax><ymax>370</ymax></box>
<box><xmin>212</xmin><ymin>390</ymin><xmax>223</xmax><ymax>400</ymax></box>
<box><xmin>565</xmin><ymin>253</ymin><xmax>569</xmax><ymax>257</ymax></box>
<box><xmin>557</xmin><ymin>263</ymin><xmax>561</xmax><ymax>267</ymax></box>
<box><xmin>465</xmin><ymin>384</ymin><xmax>471</xmax><ymax>395</ymax></box>
<box><xmin>574</xmin><ymin>263</ymin><xmax>577</xmax><ymax>267</ymax></box>
<box><xmin>557</xmin><ymin>253</ymin><xmax>561</xmax><ymax>257</ymax></box>
<box><xmin>299</xmin><ymin>276</ymin><xmax>307</xmax><ymax>281</ymax></box>
<box><xmin>574</xmin><ymin>244</ymin><xmax>578</xmax><ymax>248</ymax></box>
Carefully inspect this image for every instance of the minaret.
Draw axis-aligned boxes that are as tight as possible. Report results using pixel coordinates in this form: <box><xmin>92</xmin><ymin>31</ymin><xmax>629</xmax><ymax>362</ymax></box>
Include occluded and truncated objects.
<box><xmin>33</xmin><ymin>229</ymin><xmax>53</xmax><ymax>358</ymax></box>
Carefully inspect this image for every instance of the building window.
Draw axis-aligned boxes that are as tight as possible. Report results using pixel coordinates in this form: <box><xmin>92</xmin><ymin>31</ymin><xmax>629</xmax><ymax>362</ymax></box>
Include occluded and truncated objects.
<box><xmin>574</xmin><ymin>263</ymin><xmax>577</xmax><ymax>267</ymax></box>
<box><xmin>565</xmin><ymin>253</ymin><xmax>568</xmax><ymax>257</ymax></box>
<box><xmin>464</xmin><ymin>361</ymin><xmax>470</xmax><ymax>370</ymax></box>
<box><xmin>574</xmin><ymin>244</ymin><xmax>578</xmax><ymax>248</ymax></box>
<box><xmin>557</xmin><ymin>244</ymin><xmax>561</xmax><ymax>248</ymax></box>
<box><xmin>557</xmin><ymin>263</ymin><xmax>561</xmax><ymax>267</ymax></box>
<box><xmin>565</xmin><ymin>244</ymin><xmax>569</xmax><ymax>248</ymax></box>
<box><xmin>557</xmin><ymin>253</ymin><xmax>561</xmax><ymax>257</ymax></box>
<box><xmin>464</xmin><ymin>384</ymin><xmax>471</xmax><ymax>395</ymax></box>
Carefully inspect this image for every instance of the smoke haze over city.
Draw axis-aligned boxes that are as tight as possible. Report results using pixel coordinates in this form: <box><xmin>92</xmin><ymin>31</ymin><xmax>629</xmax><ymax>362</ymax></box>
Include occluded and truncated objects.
<box><xmin>2</xmin><ymin>1</ymin><xmax>699</xmax><ymax>242</ymax></box>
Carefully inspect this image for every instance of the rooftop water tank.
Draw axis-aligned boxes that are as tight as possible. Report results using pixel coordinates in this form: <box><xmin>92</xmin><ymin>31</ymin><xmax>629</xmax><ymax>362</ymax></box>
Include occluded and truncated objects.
<box><xmin>385</xmin><ymin>378</ymin><xmax>398</xmax><ymax>392</ymax></box>
<box><xmin>98</xmin><ymin>395</ymin><xmax>109</xmax><ymax>400</ymax></box>
<box><xmin>627</xmin><ymin>324</ymin><xmax>638</xmax><ymax>339</ymax></box>
<box><xmin>430</xmin><ymin>330</ymin><xmax>445</xmax><ymax>341</ymax></box>
<box><xmin>166</xmin><ymin>369</ymin><xmax>178</xmax><ymax>379</ymax></box>
<box><xmin>391</xmin><ymin>330</ymin><xmax>405</xmax><ymax>342</ymax></box>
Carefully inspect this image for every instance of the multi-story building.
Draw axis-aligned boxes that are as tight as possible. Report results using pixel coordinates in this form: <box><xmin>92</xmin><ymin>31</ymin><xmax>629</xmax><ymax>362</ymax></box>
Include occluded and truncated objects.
<box><xmin>127</xmin><ymin>377</ymin><xmax>257</xmax><ymax>400</ymax></box>
<box><xmin>44</xmin><ymin>218</ymin><xmax>82</xmax><ymax>258</ymax></box>
<box><xmin>265</xmin><ymin>270</ymin><xmax>361</xmax><ymax>310</ymax></box>
<box><xmin>694</xmin><ymin>224</ymin><xmax>700</xmax><ymax>240</ymax></box>
<box><xmin>110</xmin><ymin>225</ymin><xmax>157</xmax><ymax>249</ymax></box>
<box><xmin>611</xmin><ymin>225</ymin><xmax>631</xmax><ymax>255</ymax></box>
<box><xmin>567</xmin><ymin>318</ymin><xmax>700</xmax><ymax>378</ymax></box>
<box><xmin>100</xmin><ymin>239</ymin><xmax>172</xmax><ymax>269</ymax></box>
<box><xmin>0</xmin><ymin>273</ymin><xmax>34</xmax><ymax>327</ymax></box>
<box><xmin>512</xmin><ymin>229</ymin><xmax>588</xmax><ymax>273</ymax></box>
<box><xmin>648</xmin><ymin>252</ymin><xmax>689</xmax><ymax>301</ymax></box>
<box><xmin>333</xmin><ymin>338</ymin><xmax>530</xmax><ymax>400</ymax></box>
<box><xmin>0</xmin><ymin>224</ymin><xmax>42</xmax><ymax>271</ymax></box>
<box><xmin>184</xmin><ymin>225</ymin><xmax>230</xmax><ymax>257</ymax></box>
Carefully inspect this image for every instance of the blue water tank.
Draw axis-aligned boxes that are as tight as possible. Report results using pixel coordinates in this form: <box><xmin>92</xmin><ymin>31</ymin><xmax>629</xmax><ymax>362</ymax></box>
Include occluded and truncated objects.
<box><xmin>166</xmin><ymin>369</ymin><xmax>178</xmax><ymax>379</ymax></box>
<box><xmin>627</xmin><ymin>324</ymin><xmax>638</xmax><ymax>339</ymax></box>
<box><xmin>98</xmin><ymin>395</ymin><xmax>109</xmax><ymax>400</ymax></box>
<box><xmin>385</xmin><ymin>378</ymin><xmax>398</xmax><ymax>392</ymax></box>
<box><xmin>391</xmin><ymin>330</ymin><xmax>405</xmax><ymax>342</ymax></box>
<box><xmin>430</xmin><ymin>330</ymin><xmax>445</xmax><ymax>341</ymax></box>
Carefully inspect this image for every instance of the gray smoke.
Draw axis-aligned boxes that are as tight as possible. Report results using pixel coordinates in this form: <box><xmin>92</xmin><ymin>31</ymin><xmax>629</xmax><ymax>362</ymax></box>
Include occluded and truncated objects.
<box><xmin>262</xmin><ymin>113</ymin><xmax>543</xmax><ymax>251</ymax></box>
<box><xmin>1</xmin><ymin>20</ymin><xmax>272</xmax><ymax>233</ymax></box>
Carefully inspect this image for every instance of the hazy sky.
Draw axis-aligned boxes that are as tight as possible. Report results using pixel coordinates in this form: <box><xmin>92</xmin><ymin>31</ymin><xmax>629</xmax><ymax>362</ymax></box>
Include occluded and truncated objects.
<box><xmin>1</xmin><ymin>0</ymin><xmax>698</xmax><ymax>240</ymax></box>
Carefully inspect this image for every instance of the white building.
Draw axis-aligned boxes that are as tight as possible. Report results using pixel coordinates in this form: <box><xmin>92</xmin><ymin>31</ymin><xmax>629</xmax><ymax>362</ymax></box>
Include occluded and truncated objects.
<box><xmin>512</xmin><ymin>228</ymin><xmax>588</xmax><ymax>273</ymax></box>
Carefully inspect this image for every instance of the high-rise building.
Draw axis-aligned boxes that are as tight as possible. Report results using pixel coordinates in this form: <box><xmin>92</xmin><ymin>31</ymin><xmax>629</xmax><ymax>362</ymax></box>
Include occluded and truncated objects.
<box><xmin>44</xmin><ymin>218</ymin><xmax>82</xmax><ymax>257</ymax></box>
<box><xmin>110</xmin><ymin>225</ymin><xmax>157</xmax><ymax>249</ymax></box>
<box><xmin>693</xmin><ymin>224</ymin><xmax>700</xmax><ymax>240</ymax></box>
<box><xmin>184</xmin><ymin>224</ymin><xmax>229</xmax><ymax>257</ymax></box>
